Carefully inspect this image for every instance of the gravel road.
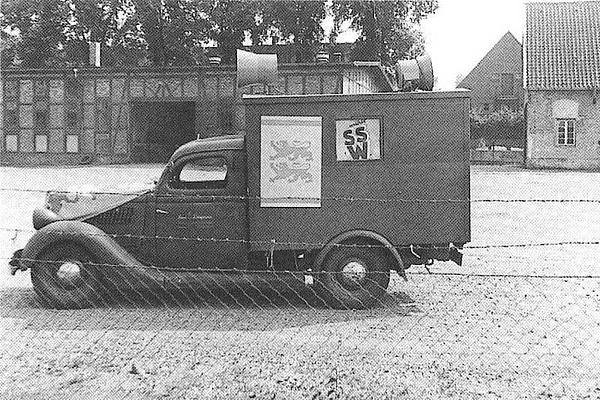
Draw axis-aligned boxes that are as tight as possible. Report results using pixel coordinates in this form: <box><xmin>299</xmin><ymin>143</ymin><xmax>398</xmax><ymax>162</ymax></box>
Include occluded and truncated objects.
<box><xmin>1</xmin><ymin>165</ymin><xmax>600</xmax><ymax>399</ymax></box>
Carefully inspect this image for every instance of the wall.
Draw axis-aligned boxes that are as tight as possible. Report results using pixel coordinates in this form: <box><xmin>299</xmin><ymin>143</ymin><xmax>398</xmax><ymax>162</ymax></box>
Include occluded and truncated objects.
<box><xmin>526</xmin><ymin>90</ymin><xmax>600</xmax><ymax>169</ymax></box>
<box><xmin>0</xmin><ymin>64</ymin><xmax>390</xmax><ymax>166</ymax></box>
<box><xmin>471</xmin><ymin>149</ymin><xmax>524</xmax><ymax>164</ymax></box>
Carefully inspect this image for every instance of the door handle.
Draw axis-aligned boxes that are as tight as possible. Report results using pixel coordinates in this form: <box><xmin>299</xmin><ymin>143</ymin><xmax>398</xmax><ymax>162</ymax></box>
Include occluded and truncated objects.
<box><xmin>155</xmin><ymin>209</ymin><xmax>169</xmax><ymax>215</ymax></box>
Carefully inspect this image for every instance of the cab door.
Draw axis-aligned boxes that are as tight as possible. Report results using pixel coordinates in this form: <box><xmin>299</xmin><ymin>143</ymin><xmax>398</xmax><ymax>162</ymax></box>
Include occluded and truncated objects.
<box><xmin>153</xmin><ymin>150</ymin><xmax>248</xmax><ymax>270</ymax></box>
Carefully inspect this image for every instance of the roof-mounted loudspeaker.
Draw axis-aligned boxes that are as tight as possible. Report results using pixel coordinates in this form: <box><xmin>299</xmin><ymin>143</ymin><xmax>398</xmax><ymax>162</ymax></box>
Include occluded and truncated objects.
<box><xmin>236</xmin><ymin>50</ymin><xmax>279</xmax><ymax>88</ymax></box>
<box><xmin>395</xmin><ymin>53</ymin><xmax>434</xmax><ymax>92</ymax></box>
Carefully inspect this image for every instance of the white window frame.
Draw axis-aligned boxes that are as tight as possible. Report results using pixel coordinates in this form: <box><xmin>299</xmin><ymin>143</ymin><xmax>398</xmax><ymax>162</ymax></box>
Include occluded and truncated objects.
<box><xmin>557</xmin><ymin>119</ymin><xmax>576</xmax><ymax>146</ymax></box>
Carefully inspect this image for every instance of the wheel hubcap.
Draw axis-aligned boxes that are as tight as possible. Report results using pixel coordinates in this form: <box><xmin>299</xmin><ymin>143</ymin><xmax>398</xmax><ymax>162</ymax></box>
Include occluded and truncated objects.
<box><xmin>341</xmin><ymin>260</ymin><xmax>367</xmax><ymax>286</ymax></box>
<box><xmin>56</xmin><ymin>261</ymin><xmax>82</xmax><ymax>284</ymax></box>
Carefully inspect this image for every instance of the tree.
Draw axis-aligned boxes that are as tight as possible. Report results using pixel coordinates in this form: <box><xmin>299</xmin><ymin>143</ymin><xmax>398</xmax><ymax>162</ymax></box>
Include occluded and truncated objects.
<box><xmin>1</xmin><ymin>0</ymin><xmax>434</xmax><ymax>68</ymax></box>
<box><xmin>202</xmin><ymin>1</ymin><xmax>327</xmax><ymax>64</ymax></box>
<box><xmin>470</xmin><ymin>107</ymin><xmax>525</xmax><ymax>148</ymax></box>
<box><xmin>100</xmin><ymin>0</ymin><xmax>148</xmax><ymax>67</ymax></box>
<box><xmin>2</xmin><ymin>0</ymin><xmax>71</xmax><ymax>68</ymax></box>
<box><xmin>204</xmin><ymin>0</ymin><xmax>258</xmax><ymax>64</ymax></box>
<box><xmin>265</xmin><ymin>1</ymin><xmax>327</xmax><ymax>62</ymax></box>
<box><xmin>65</xmin><ymin>0</ymin><xmax>147</xmax><ymax>67</ymax></box>
<box><xmin>332</xmin><ymin>0</ymin><xmax>437</xmax><ymax>63</ymax></box>
<box><xmin>1</xmin><ymin>30</ymin><xmax>20</xmax><ymax>68</ymax></box>
<box><xmin>132</xmin><ymin>0</ymin><xmax>212</xmax><ymax>66</ymax></box>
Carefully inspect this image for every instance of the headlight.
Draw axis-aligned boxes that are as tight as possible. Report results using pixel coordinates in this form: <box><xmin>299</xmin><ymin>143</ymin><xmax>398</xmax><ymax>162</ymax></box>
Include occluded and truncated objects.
<box><xmin>45</xmin><ymin>191</ymin><xmax>66</xmax><ymax>213</ymax></box>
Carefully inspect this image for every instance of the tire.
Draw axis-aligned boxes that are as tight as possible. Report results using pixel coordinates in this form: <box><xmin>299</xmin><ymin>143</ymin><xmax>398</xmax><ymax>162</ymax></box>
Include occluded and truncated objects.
<box><xmin>31</xmin><ymin>243</ymin><xmax>102</xmax><ymax>309</ymax></box>
<box><xmin>318</xmin><ymin>243</ymin><xmax>390</xmax><ymax>309</ymax></box>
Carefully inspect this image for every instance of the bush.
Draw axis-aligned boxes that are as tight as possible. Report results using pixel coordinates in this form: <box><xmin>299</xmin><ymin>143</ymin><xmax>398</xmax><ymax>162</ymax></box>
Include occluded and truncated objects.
<box><xmin>470</xmin><ymin>107</ymin><xmax>525</xmax><ymax>148</ymax></box>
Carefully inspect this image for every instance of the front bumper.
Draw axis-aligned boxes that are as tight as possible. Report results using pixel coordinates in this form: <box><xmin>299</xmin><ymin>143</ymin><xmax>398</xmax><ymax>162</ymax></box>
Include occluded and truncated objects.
<box><xmin>9</xmin><ymin>249</ymin><xmax>25</xmax><ymax>275</ymax></box>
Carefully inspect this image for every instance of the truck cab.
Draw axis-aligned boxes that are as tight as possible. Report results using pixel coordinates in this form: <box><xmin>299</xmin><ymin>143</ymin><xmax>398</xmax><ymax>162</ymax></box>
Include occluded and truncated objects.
<box><xmin>152</xmin><ymin>135</ymin><xmax>248</xmax><ymax>271</ymax></box>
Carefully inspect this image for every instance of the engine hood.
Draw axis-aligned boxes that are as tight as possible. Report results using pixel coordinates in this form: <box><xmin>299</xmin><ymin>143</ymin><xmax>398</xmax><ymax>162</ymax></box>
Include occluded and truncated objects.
<box><xmin>44</xmin><ymin>182</ymin><xmax>153</xmax><ymax>222</ymax></box>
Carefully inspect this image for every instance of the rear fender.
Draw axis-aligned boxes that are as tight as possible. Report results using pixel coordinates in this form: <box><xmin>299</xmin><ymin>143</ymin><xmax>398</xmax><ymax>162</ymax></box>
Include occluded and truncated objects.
<box><xmin>313</xmin><ymin>230</ymin><xmax>406</xmax><ymax>279</ymax></box>
<box><xmin>21</xmin><ymin>220</ymin><xmax>143</xmax><ymax>274</ymax></box>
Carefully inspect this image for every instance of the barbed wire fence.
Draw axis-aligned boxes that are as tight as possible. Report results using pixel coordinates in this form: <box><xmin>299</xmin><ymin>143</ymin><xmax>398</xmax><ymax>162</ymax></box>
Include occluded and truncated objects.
<box><xmin>1</xmin><ymin>186</ymin><xmax>600</xmax><ymax>399</ymax></box>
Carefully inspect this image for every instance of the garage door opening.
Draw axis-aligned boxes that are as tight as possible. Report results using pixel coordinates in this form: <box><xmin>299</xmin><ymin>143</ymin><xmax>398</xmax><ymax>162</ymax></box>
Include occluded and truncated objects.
<box><xmin>131</xmin><ymin>101</ymin><xmax>196</xmax><ymax>162</ymax></box>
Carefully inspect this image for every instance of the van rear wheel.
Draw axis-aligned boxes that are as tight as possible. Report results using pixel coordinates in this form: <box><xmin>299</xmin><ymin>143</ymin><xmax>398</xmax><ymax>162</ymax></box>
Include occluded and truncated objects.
<box><xmin>31</xmin><ymin>243</ymin><xmax>102</xmax><ymax>309</ymax></box>
<box><xmin>318</xmin><ymin>244</ymin><xmax>390</xmax><ymax>309</ymax></box>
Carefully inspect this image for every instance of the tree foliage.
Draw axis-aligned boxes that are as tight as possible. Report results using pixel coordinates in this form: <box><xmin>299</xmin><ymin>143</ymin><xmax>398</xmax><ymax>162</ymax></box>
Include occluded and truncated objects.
<box><xmin>0</xmin><ymin>0</ymin><xmax>436</xmax><ymax>68</ymax></box>
<box><xmin>133</xmin><ymin>0</ymin><xmax>210</xmax><ymax>66</ymax></box>
<box><xmin>470</xmin><ymin>107</ymin><xmax>525</xmax><ymax>147</ymax></box>
<box><xmin>266</xmin><ymin>1</ymin><xmax>326</xmax><ymax>62</ymax></box>
<box><xmin>2</xmin><ymin>0</ymin><xmax>71</xmax><ymax>67</ymax></box>
<box><xmin>66</xmin><ymin>0</ymin><xmax>146</xmax><ymax>67</ymax></box>
<box><xmin>1</xmin><ymin>29</ymin><xmax>20</xmax><ymax>67</ymax></box>
<box><xmin>204</xmin><ymin>0</ymin><xmax>259</xmax><ymax>64</ymax></box>
<box><xmin>332</xmin><ymin>0</ymin><xmax>436</xmax><ymax>63</ymax></box>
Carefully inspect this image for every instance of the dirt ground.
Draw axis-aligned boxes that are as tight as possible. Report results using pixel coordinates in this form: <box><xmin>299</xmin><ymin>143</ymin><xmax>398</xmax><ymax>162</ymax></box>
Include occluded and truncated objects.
<box><xmin>1</xmin><ymin>164</ymin><xmax>600</xmax><ymax>399</ymax></box>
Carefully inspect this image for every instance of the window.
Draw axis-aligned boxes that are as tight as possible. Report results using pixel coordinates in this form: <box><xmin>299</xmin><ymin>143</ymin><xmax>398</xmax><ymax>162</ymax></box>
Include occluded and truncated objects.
<box><xmin>66</xmin><ymin>108</ymin><xmax>80</xmax><ymax>128</ymax></box>
<box><xmin>65</xmin><ymin>78</ymin><xmax>83</xmax><ymax>99</ymax></box>
<box><xmin>34</xmin><ymin>80</ymin><xmax>48</xmax><ymax>98</ymax></box>
<box><xmin>557</xmin><ymin>119</ymin><xmax>575</xmax><ymax>145</ymax></box>
<box><xmin>4</xmin><ymin>81</ymin><xmax>18</xmax><ymax>98</ymax></box>
<box><xmin>6</xmin><ymin>135</ymin><xmax>18</xmax><ymax>152</ymax></box>
<box><xmin>500</xmin><ymin>73</ymin><xmax>515</xmax><ymax>97</ymax></box>
<box><xmin>35</xmin><ymin>135</ymin><xmax>48</xmax><ymax>152</ymax></box>
<box><xmin>171</xmin><ymin>157</ymin><xmax>228</xmax><ymax>189</ymax></box>
<box><xmin>34</xmin><ymin>110</ymin><xmax>48</xmax><ymax>128</ymax></box>
<box><xmin>66</xmin><ymin>135</ymin><xmax>79</xmax><ymax>153</ymax></box>
<box><xmin>5</xmin><ymin>109</ymin><xmax>18</xmax><ymax>127</ymax></box>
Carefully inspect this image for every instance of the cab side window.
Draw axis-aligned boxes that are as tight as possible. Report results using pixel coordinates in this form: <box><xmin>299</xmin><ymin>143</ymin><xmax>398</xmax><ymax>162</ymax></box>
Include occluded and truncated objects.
<box><xmin>171</xmin><ymin>157</ymin><xmax>228</xmax><ymax>189</ymax></box>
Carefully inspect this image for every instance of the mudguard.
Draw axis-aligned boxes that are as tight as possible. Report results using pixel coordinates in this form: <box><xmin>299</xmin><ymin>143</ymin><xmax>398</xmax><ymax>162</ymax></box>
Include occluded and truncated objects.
<box><xmin>314</xmin><ymin>230</ymin><xmax>406</xmax><ymax>279</ymax></box>
<box><xmin>20</xmin><ymin>220</ymin><xmax>143</xmax><ymax>273</ymax></box>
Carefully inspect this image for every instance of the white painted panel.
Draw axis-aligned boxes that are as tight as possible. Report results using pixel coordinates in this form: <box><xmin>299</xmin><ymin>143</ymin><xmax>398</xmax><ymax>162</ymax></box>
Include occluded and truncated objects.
<box><xmin>6</xmin><ymin>135</ymin><xmax>18</xmax><ymax>152</ymax></box>
<box><xmin>66</xmin><ymin>135</ymin><xmax>79</xmax><ymax>153</ymax></box>
<box><xmin>260</xmin><ymin>116</ymin><xmax>322</xmax><ymax>208</ymax></box>
<box><xmin>336</xmin><ymin>118</ymin><xmax>381</xmax><ymax>161</ymax></box>
<box><xmin>552</xmin><ymin>99</ymin><xmax>579</xmax><ymax>118</ymax></box>
<box><xmin>35</xmin><ymin>135</ymin><xmax>48</xmax><ymax>152</ymax></box>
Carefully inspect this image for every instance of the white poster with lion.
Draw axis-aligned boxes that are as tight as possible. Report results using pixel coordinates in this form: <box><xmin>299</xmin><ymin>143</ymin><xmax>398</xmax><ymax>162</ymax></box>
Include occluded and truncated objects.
<box><xmin>260</xmin><ymin>116</ymin><xmax>322</xmax><ymax>208</ymax></box>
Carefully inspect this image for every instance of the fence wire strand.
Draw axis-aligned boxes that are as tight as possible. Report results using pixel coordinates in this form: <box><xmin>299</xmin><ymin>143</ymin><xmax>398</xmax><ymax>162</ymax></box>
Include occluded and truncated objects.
<box><xmin>4</xmin><ymin>185</ymin><xmax>600</xmax><ymax>203</ymax></box>
<box><xmin>2</xmin><ymin>182</ymin><xmax>600</xmax><ymax>398</ymax></box>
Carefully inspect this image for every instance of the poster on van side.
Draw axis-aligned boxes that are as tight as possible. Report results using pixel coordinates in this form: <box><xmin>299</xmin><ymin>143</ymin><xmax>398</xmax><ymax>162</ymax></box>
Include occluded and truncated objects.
<box><xmin>336</xmin><ymin>118</ymin><xmax>381</xmax><ymax>161</ymax></box>
<box><xmin>260</xmin><ymin>116</ymin><xmax>322</xmax><ymax>208</ymax></box>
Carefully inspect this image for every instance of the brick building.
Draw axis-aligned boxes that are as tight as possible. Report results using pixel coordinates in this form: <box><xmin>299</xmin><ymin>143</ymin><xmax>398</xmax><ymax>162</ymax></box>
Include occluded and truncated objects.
<box><xmin>0</xmin><ymin>61</ymin><xmax>392</xmax><ymax>165</ymax></box>
<box><xmin>458</xmin><ymin>31</ymin><xmax>523</xmax><ymax>112</ymax></box>
<box><xmin>525</xmin><ymin>1</ymin><xmax>600</xmax><ymax>169</ymax></box>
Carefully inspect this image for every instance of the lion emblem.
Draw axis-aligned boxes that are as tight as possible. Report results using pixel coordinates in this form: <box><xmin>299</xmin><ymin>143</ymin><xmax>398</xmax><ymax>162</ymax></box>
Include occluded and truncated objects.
<box><xmin>270</xmin><ymin>141</ymin><xmax>313</xmax><ymax>161</ymax></box>
<box><xmin>269</xmin><ymin>162</ymin><xmax>313</xmax><ymax>183</ymax></box>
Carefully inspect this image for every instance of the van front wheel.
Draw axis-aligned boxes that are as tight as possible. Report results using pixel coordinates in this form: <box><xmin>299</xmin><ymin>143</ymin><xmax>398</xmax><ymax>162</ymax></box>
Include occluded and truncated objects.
<box><xmin>318</xmin><ymin>244</ymin><xmax>390</xmax><ymax>309</ymax></box>
<box><xmin>31</xmin><ymin>243</ymin><xmax>102</xmax><ymax>309</ymax></box>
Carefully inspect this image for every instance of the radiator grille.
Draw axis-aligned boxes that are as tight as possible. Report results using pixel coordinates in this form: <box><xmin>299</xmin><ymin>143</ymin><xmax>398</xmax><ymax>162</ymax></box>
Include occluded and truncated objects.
<box><xmin>92</xmin><ymin>207</ymin><xmax>134</xmax><ymax>225</ymax></box>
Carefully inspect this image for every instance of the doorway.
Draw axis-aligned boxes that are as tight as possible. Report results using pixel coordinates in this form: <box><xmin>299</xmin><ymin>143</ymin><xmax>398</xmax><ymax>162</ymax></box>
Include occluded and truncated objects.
<box><xmin>130</xmin><ymin>101</ymin><xmax>196</xmax><ymax>162</ymax></box>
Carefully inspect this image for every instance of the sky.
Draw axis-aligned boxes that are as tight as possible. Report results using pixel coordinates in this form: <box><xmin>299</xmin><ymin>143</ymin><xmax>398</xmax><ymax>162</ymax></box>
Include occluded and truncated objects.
<box><xmin>420</xmin><ymin>0</ymin><xmax>525</xmax><ymax>90</ymax></box>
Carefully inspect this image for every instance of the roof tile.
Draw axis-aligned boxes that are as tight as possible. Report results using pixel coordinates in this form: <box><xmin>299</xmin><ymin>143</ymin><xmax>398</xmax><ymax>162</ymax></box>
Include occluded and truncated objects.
<box><xmin>526</xmin><ymin>1</ymin><xmax>600</xmax><ymax>90</ymax></box>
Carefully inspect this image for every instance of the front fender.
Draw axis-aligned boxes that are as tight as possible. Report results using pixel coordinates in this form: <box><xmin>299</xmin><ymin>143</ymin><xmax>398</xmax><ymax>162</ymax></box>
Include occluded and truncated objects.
<box><xmin>21</xmin><ymin>220</ymin><xmax>142</xmax><ymax>273</ymax></box>
<box><xmin>314</xmin><ymin>230</ymin><xmax>406</xmax><ymax>279</ymax></box>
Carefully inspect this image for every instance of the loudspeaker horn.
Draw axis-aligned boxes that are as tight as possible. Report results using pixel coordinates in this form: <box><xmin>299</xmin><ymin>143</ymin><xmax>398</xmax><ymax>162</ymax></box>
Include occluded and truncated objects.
<box><xmin>395</xmin><ymin>53</ymin><xmax>434</xmax><ymax>92</ymax></box>
<box><xmin>237</xmin><ymin>50</ymin><xmax>278</xmax><ymax>88</ymax></box>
